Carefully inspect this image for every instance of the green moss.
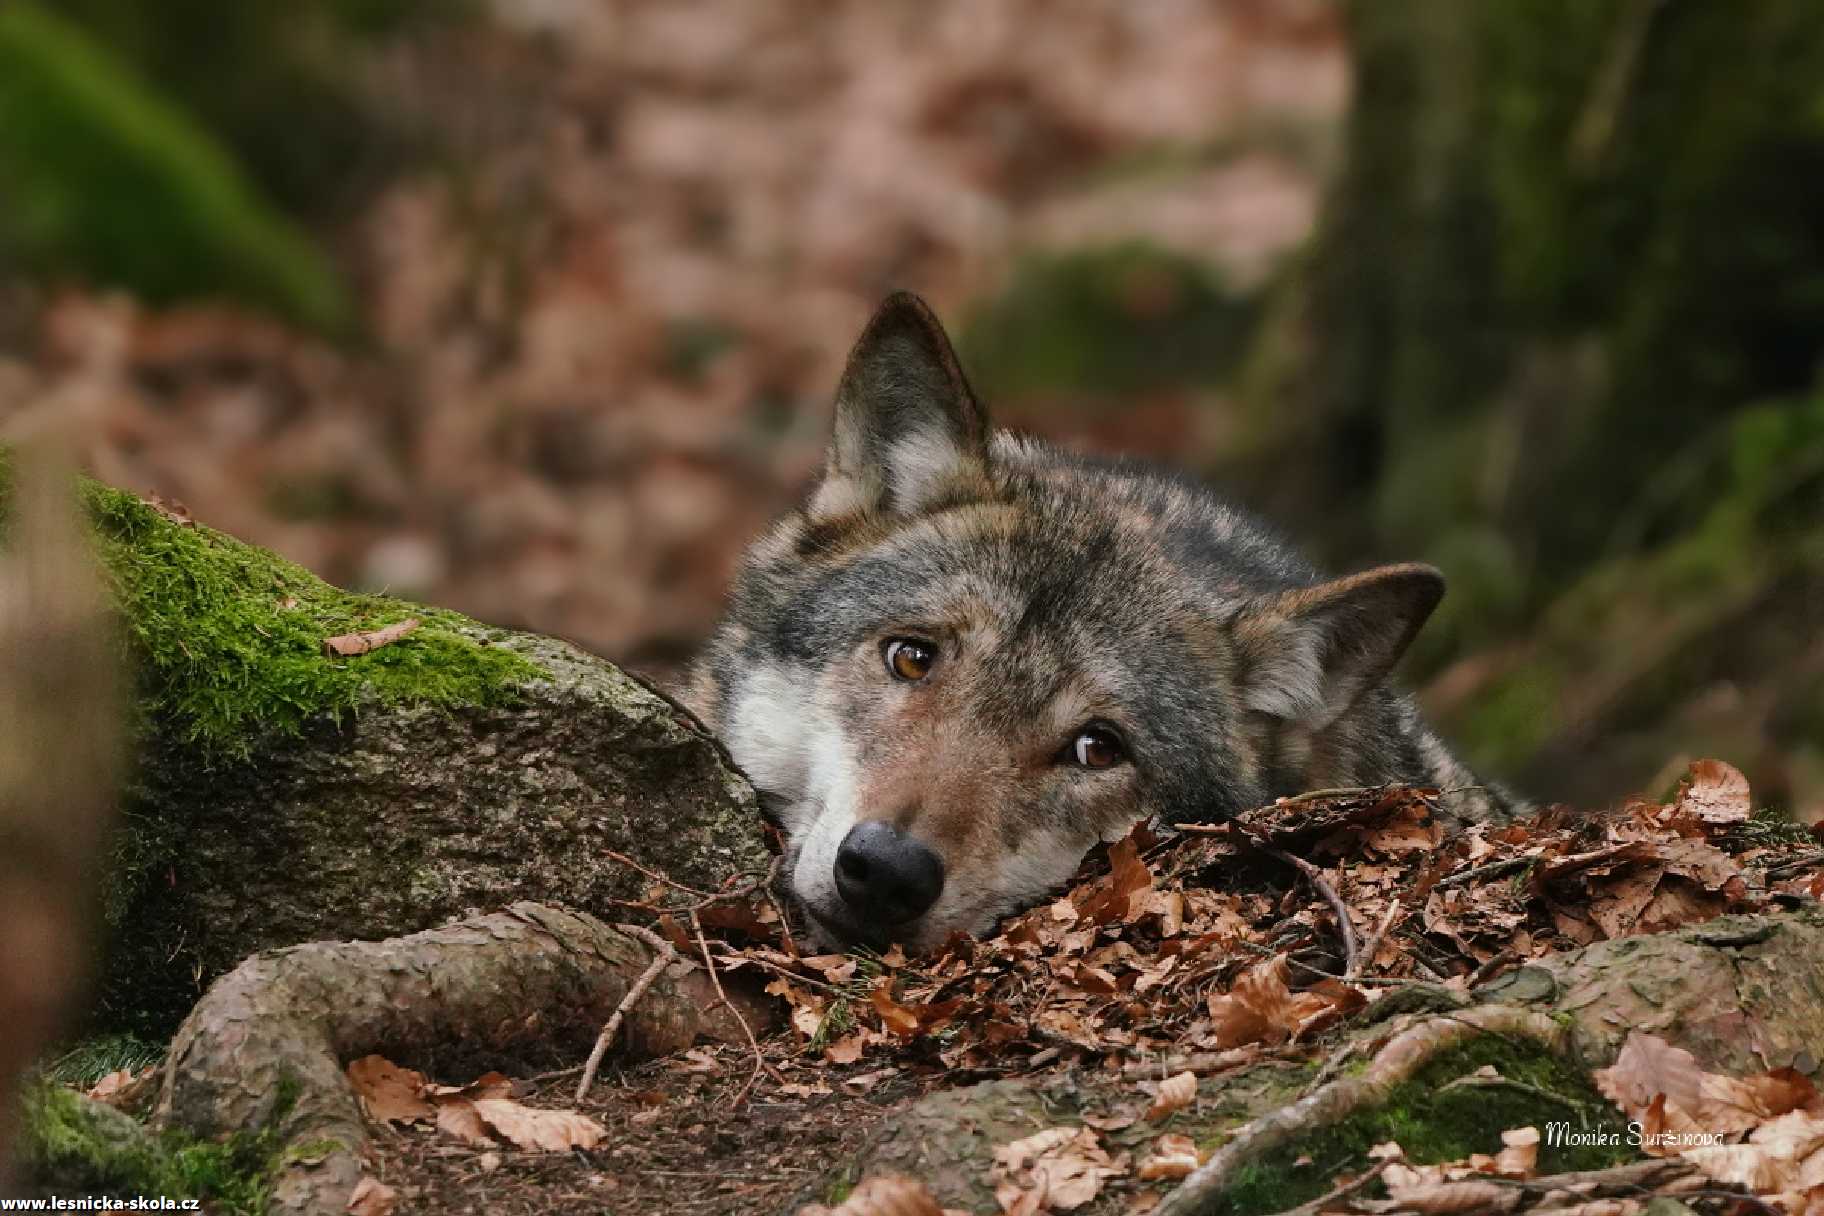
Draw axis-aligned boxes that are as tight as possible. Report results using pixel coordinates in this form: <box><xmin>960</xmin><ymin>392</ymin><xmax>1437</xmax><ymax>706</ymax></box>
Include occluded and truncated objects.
<box><xmin>19</xmin><ymin>1082</ymin><xmax>290</xmax><ymax>1215</ymax></box>
<box><xmin>0</xmin><ymin>2</ymin><xmax>348</xmax><ymax>331</ymax></box>
<box><xmin>1212</xmin><ymin>1037</ymin><xmax>1638</xmax><ymax>1216</ymax></box>
<box><xmin>79</xmin><ymin>479</ymin><xmax>545</xmax><ymax>760</ymax></box>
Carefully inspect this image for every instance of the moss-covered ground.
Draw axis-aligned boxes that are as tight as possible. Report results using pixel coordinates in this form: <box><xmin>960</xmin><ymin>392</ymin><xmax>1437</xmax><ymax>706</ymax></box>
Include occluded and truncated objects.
<box><xmin>18</xmin><ymin>1081</ymin><xmax>299</xmax><ymax>1216</ymax></box>
<box><xmin>1208</xmin><ymin>1036</ymin><xmax>1639</xmax><ymax>1215</ymax></box>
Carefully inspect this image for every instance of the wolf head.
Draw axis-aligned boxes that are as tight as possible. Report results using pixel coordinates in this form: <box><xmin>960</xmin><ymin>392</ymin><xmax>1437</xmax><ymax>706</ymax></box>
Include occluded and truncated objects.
<box><xmin>688</xmin><ymin>293</ymin><xmax>1465</xmax><ymax>950</ymax></box>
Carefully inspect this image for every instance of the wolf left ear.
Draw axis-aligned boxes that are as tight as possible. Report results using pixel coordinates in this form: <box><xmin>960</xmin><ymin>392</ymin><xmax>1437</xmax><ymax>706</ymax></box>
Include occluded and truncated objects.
<box><xmin>810</xmin><ymin>292</ymin><xmax>989</xmax><ymax>521</ymax></box>
<box><xmin>1232</xmin><ymin>563</ymin><xmax>1445</xmax><ymax>730</ymax></box>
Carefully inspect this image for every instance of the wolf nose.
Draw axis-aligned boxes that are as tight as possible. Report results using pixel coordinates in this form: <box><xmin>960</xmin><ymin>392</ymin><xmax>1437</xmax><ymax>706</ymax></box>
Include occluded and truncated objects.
<box><xmin>833</xmin><ymin>822</ymin><xmax>945</xmax><ymax>927</ymax></box>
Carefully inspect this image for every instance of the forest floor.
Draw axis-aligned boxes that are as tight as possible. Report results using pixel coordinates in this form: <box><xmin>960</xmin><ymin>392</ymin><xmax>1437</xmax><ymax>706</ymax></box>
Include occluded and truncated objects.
<box><xmin>301</xmin><ymin>763</ymin><xmax>1824</xmax><ymax>1216</ymax></box>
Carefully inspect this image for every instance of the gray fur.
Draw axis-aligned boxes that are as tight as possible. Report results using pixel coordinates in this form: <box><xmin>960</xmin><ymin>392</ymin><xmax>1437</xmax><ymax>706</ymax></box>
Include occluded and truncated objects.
<box><xmin>683</xmin><ymin>293</ymin><xmax>1513</xmax><ymax>949</ymax></box>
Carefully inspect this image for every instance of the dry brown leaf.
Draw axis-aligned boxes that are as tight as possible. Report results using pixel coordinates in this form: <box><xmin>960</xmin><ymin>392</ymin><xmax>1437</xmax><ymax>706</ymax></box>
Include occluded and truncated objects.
<box><xmin>1076</xmin><ymin>831</ymin><xmax>1155</xmax><ymax>925</ymax></box>
<box><xmin>1204</xmin><ymin>956</ymin><xmax>1300</xmax><ymax>1049</ymax></box>
<box><xmin>345</xmin><ymin>1176</ymin><xmax>398</xmax><ymax>1216</ymax></box>
<box><xmin>433</xmin><ymin>1099</ymin><xmax>492</xmax><ymax>1146</ymax></box>
<box><xmin>346</xmin><ymin>1055</ymin><xmax>434</xmax><ymax>1124</ymax></box>
<box><xmin>1144</xmin><ymin>1071</ymin><xmax>1197</xmax><ymax>1122</ymax></box>
<box><xmin>824</xmin><ymin>1034</ymin><xmax>867</xmax><ymax>1065</ymax></box>
<box><xmin>794</xmin><ymin>1173</ymin><xmax>953</xmax><ymax>1216</ymax></box>
<box><xmin>1492</xmin><ymin>1125</ymin><xmax>1539</xmax><ymax>1178</ymax></box>
<box><xmin>1379</xmin><ymin>1177</ymin><xmax>1517</xmax><ymax>1213</ymax></box>
<box><xmin>86</xmin><ymin>1065</ymin><xmax>157</xmax><ymax>1110</ymax></box>
<box><xmin>991</xmin><ymin>1126</ymin><xmax>1124</xmax><ymax>1214</ymax></box>
<box><xmin>1135</xmin><ymin>1133</ymin><xmax>1200</xmax><ymax>1181</ymax></box>
<box><xmin>323</xmin><ymin>618</ymin><xmax>420</xmax><ymax>657</ymax></box>
<box><xmin>468</xmin><ymin>1097</ymin><xmax>607</xmax><ymax>1151</ymax></box>
<box><xmin>1673</xmin><ymin>759</ymin><xmax>1753</xmax><ymax>826</ymax></box>
<box><xmin>1683</xmin><ymin>1108</ymin><xmax>1824</xmax><ymax>1194</ymax></box>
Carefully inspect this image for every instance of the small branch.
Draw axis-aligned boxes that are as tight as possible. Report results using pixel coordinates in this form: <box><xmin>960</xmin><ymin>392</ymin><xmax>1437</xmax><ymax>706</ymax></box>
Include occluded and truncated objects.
<box><xmin>1265</xmin><ymin>846</ymin><xmax>1360</xmax><ymax>978</ymax></box>
<box><xmin>1433</xmin><ymin>855</ymin><xmax>1533</xmax><ymax>890</ymax></box>
<box><xmin>600</xmin><ymin>848</ymin><xmax>716</xmax><ymax>900</ymax></box>
<box><xmin>574</xmin><ymin>929</ymin><xmax>677</xmax><ymax>1103</ymax></box>
<box><xmin>1347</xmin><ymin>899</ymin><xmax>1402</xmax><ymax>983</ymax></box>
<box><xmin>690</xmin><ymin>909</ymin><xmax>777</xmax><ymax>1108</ymax></box>
<box><xmin>1764</xmin><ymin>850</ymin><xmax>1824</xmax><ymax>880</ymax></box>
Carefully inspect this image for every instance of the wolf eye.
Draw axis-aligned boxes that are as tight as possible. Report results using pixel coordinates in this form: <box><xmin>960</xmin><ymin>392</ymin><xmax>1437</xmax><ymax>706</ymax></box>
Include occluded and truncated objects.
<box><xmin>1066</xmin><ymin>725</ymin><xmax>1126</xmax><ymax>769</ymax></box>
<box><xmin>883</xmin><ymin>638</ymin><xmax>936</xmax><ymax>682</ymax></box>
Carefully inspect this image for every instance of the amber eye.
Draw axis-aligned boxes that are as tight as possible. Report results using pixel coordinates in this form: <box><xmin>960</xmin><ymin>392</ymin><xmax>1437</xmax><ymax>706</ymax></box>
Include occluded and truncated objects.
<box><xmin>1067</xmin><ymin>725</ymin><xmax>1126</xmax><ymax>769</ymax></box>
<box><xmin>883</xmin><ymin>638</ymin><xmax>936</xmax><ymax>682</ymax></box>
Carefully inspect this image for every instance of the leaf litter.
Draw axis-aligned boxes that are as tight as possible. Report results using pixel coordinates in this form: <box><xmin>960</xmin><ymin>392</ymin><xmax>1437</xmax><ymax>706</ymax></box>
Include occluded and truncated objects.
<box><xmin>341</xmin><ymin>759</ymin><xmax>1822</xmax><ymax>1214</ymax></box>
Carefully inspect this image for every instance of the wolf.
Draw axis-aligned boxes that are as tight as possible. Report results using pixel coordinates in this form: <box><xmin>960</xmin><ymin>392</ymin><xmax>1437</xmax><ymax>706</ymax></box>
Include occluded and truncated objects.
<box><xmin>683</xmin><ymin>293</ymin><xmax>1510</xmax><ymax>951</ymax></box>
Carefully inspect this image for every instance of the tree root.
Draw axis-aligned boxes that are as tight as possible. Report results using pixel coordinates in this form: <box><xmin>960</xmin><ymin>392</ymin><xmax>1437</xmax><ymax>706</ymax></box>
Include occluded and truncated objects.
<box><xmin>153</xmin><ymin>901</ymin><xmax>778</xmax><ymax>1216</ymax></box>
<box><xmin>1154</xmin><ymin>1006</ymin><xmax>1569</xmax><ymax>1216</ymax></box>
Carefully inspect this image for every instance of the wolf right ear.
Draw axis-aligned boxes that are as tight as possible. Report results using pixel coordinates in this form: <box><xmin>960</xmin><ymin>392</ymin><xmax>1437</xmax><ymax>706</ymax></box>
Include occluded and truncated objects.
<box><xmin>1232</xmin><ymin>563</ymin><xmax>1445</xmax><ymax>731</ymax></box>
<box><xmin>811</xmin><ymin>292</ymin><xmax>990</xmax><ymax>521</ymax></box>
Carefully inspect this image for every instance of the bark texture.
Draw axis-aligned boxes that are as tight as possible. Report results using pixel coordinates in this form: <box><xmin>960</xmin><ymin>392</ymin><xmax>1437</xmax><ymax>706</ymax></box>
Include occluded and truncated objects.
<box><xmin>155</xmin><ymin>901</ymin><xmax>775</xmax><ymax>1216</ymax></box>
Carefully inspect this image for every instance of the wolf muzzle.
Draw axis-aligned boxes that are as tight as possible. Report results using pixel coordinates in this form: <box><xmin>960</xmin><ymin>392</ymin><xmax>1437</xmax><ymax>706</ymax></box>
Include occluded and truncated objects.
<box><xmin>833</xmin><ymin>821</ymin><xmax>945</xmax><ymax>931</ymax></box>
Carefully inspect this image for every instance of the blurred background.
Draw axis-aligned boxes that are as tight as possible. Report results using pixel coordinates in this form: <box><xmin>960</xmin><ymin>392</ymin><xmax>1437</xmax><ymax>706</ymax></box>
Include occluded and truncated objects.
<box><xmin>1</xmin><ymin>0</ymin><xmax>1819</xmax><ymax>818</ymax></box>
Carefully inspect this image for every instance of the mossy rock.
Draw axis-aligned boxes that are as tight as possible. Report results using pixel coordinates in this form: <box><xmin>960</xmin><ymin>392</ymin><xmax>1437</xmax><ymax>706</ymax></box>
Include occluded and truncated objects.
<box><xmin>6</xmin><ymin>476</ymin><xmax>768</xmax><ymax>1037</ymax></box>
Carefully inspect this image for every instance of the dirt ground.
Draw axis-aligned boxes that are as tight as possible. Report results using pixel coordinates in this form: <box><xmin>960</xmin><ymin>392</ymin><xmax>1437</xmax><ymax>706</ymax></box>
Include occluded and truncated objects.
<box><xmin>369</xmin><ymin>1039</ymin><xmax>935</xmax><ymax>1216</ymax></box>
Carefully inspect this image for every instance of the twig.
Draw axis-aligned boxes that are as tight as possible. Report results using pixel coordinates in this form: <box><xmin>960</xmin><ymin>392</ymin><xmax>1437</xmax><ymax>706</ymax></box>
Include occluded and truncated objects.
<box><xmin>1265</xmin><ymin>846</ymin><xmax>1360</xmax><ymax>977</ymax></box>
<box><xmin>702</xmin><ymin>945</ymin><xmax>844</xmax><ymax>995</ymax></box>
<box><xmin>1436</xmin><ymin>1072</ymin><xmax>1589</xmax><ymax>1111</ymax></box>
<box><xmin>1346</xmin><ymin>899</ymin><xmax>1402</xmax><ymax>983</ymax></box>
<box><xmin>575</xmin><ymin>930</ymin><xmax>677</xmax><ymax>1103</ymax></box>
<box><xmin>1433</xmin><ymin>855</ymin><xmax>1533</xmax><ymax>890</ymax></box>
<box><xmin>1273</xmin><ymin>785</ymin><xmax>1400</xmax><ymax>806</ymax></box>
<box><xmin>690</xmin><ymin>908</ymin><xmax>777</xmax><ymax>1108</ymax></box>
<box><xmin>1300</xmin><ymin>1035</ymin><xmax>1368</xmax><ymax>1098</ymax></box>
<box><xmin>601</xmin><ymin>848</ymin><xmax>716</xmax><ymax>900</ymax></box>
<box><xmin>1153</xmin><ymin>1006</ymin><xmax>1568</xmax><ymax>1216</ymax></box>
<box><xmin>1764</xmin><ymin>850</ymin><xmax>1824</xmax><ymax>880</ymax></box>
<box><xmin>1261</xmin><ymin>1159</ymin><xmax>1388</xmax><ymax>1216</ymax></box>
<box><xmin>1469</xmin><ymin>949</ymin><xmax>1521</xmax><ymax>987</ymax></box>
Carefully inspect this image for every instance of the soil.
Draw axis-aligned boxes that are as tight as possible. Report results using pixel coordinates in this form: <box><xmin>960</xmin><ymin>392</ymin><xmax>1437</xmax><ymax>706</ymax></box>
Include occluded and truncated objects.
<box><xmin>367</xmin><ymin>1036</ymin><xmax>937</xmax><ymax>1216</ymax></box>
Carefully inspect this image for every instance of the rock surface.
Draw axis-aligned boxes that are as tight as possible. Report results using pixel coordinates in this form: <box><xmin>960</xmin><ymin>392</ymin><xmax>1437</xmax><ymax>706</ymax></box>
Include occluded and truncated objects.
<box><xmin>73</xmin><ymin>480</ymin><xmax>767</xmax><ymax>1035</ymax></box>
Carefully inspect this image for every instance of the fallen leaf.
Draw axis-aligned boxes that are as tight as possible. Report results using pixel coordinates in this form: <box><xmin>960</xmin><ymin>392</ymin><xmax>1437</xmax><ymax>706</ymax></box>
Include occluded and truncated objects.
<box><xmin>824</xmin><ymin>1034</ymin><xmax>867</xmax><ymax>1064</ymax></box>
<box><xmin>323</xmin><ymin>618</ymin><xmax>420</xmax><ymax>657</ymax></box>
<box><xmin>346</xmin><ymin>1055</ymin><xmax>434</xmax><ymax>1124</ymax></box>
<box><xmin>1135</xmin><ymin>1134</ymin><xmax>1200</xmax><ymax>1180</ymax></box>
<box><xmin>1493</xmin><ymin>1125</ymin><xmax>1539</xmax><ymax>1178</ymax></box>
<box><xmin>1145</xmin><ymin>1071</ymin><xmax>1197</xmax><ymax>1122</ymax></box>
<box><xmin>345</xmin><ymin>1176</ymin><xmax>397</xmax><ymax>1216</ymax></box>
<box><xmin>1673</xmin><ymin>760</ymin><xmax>1753</xmax><ymax>827</ymax></box>
<box><xmin>795</xmin><ymin>1173</ymin><xmax>948</xmax><ymax>1216</ymax></box>
<box><xmin>469</xmin><ymin>1097</ymin><xmax>607</xmax><ymax>1151</ymax></box>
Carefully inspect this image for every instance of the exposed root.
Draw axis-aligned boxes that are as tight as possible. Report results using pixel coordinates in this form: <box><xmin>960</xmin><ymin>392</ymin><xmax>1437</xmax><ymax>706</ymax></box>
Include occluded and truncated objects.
<box><xmin>1153</xmin><ymin>1006</ymin><xmax>1569</xmax><ymax>1216</ymax></box>
<box><xmin>154</xmin><ymin>902</ymin><xmax>777</xmax><ymax>1216</ymax></box>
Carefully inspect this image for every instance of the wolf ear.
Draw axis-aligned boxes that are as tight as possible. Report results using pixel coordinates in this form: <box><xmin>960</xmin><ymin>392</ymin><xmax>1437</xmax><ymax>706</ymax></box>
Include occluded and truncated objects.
<box><xmin>1232</xmin><ymin>563</ymin><xmax>1444</xmax><ymax>730</ymax></box>
<box><xmin>811</xmin><ymin>292</ymin><xmax>989</xmax><ymax>521</ymax></box>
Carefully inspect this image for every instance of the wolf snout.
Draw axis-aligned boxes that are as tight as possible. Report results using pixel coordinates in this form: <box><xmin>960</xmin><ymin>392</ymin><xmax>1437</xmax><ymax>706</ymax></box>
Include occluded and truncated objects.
<box><xmin>833</xmin><ymin>821</ymin><xmax>945</xmax><ymax>928</ymax></box>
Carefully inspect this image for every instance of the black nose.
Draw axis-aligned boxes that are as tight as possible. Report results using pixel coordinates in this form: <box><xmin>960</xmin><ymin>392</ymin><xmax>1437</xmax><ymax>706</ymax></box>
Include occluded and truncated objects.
<box><xmin>833</xmin><ymin>821</ymin><xmax>945</xmax><ymax>927</ymax></box>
